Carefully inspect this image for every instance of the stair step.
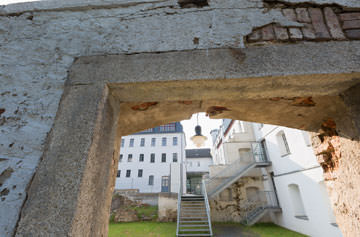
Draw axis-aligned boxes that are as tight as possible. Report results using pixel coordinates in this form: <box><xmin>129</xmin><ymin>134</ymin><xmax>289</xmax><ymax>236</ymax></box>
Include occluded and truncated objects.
<box><xmin>179</xmin><ymin>229</ymin><xmax>210</xmax><ymax>232</ymax></box>
<box><xmin>182</xmin><ymin>196</ymin><xmax>204</xmax><ymax>198</ymax></box>
<box><xmin>179</xmin><ymin>224</ymin><xmax>209</xmax><ymax>227</ymax></box>
<box><xmin>178</xmin><ymin>234</ymin><xmax>211</xmax><ymax>237</ymax></box>
<box><xmin>181</xmin><ymin>213</ymin><xmax>207</xmax><ymax>216</ymax></box>
<box><xmin>180</xmin><ymin>206</ymin><xmax>206</xmax><ymax>210</ymax></box>
<box><xmin>181</xmin><ymin>217</ymin><xmax>208</xmax><ymax>220</ymax></box>
<box><xmin>181</xmin><ymin>203</ymin><xmax>205</xmax><ymax>207</ymax></box>
<box><xmin>180</xmin><ymin>211</ymin><xmax>206</xmax><ymax>215</ymax></box>
<box><xmin>182</xmin><ymin>201</ymin><xmax>205</xmax><ymax>203</ymax></box>
<box><xmin>180</xmin><ymin>220</ymin><xmax>209</xmax><ymax>223</ymax></box>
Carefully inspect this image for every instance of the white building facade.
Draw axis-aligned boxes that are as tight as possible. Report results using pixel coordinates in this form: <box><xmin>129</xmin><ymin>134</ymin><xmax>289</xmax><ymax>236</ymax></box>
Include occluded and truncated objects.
<box><xmin>115</xmin><ymin>122</ymin><xmax>185</xmax><ymax>193</ymax></box>
<box><xmin>253</xmin><ymin>123</ymin><xmax>342</xmax><ymax>237</ymax></box>
<box><xmin>209</xmin><ymin>119</ymin><xmax>342</xmax><ymax>237</ymax></box>
<box><xmin>185</xmin><ymin>149</ymin><xmax>213</xmax><ymax>194</ymax></box>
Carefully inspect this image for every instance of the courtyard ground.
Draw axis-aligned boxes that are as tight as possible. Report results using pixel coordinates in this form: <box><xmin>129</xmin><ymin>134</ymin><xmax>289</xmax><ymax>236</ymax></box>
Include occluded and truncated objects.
<box><xmin>108</xmin><ymin>222</ymin><xmax>307</xmax><ymax>237</ymax></box>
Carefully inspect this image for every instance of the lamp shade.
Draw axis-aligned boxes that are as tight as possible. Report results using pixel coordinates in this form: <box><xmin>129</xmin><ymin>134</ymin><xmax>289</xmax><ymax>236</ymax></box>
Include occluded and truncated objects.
<box><xmin>191</xmin><ymin>125</ymin><xmax>207</xmax><ymax>147</ymax></box>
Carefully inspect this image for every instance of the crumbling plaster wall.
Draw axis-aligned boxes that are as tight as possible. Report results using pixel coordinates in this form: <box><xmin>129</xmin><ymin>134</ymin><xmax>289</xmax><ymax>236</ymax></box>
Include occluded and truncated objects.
<box><xmin>0</xmin><ymin>0</ymin><xmax>359</xmax><ymax>236</ymax></box>
<box><xmin>210</xmin><ymin>176</ymin><xmax>266</xmax><ymax>222</ymax></box>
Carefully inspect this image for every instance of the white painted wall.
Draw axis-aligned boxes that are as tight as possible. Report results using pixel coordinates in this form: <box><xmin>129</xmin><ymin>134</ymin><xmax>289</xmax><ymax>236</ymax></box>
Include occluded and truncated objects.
<box><xmin>253</xmin><ymin>123</ymin><xmax>342</xmax><ymax>237</ymax></box>
<box><xmin>186</xmin><ymin>157</ymin><xmax>212</xmax><ymax>173</ymax></box>
<box><xmin>211</xmin><ymin>120</ymin><xmax>256</xmax><ymax>166</ymax></box>
<box><xmin>115</xmin><ymin>132</ymin><xmax>185</xmax><ymax>193</ymax></box>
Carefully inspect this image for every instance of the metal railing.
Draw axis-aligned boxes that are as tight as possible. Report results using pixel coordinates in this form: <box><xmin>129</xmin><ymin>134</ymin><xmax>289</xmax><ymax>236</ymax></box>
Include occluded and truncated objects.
<box><xmin>202</xmin><ymin>180</ymin><xmax>213</xmax><ymax>236</ymax></box>
<box><xmin>176</xmin><ymin>164</ymin><xmax>183</xmax><ymax>236</ymax></box>
<box><xmin>242</xmin><ymin>191</ymin><xmax>280</xmax><ymax>225</ymax></box>
<box><xmin>205</xmin><ymin>142</ymin><xmax>270</xmax><ymax>197</ymax></box>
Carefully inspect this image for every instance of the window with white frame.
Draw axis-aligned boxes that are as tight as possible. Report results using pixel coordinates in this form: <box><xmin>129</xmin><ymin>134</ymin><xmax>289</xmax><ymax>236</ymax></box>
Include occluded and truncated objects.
<box><xmin>151</xmin><ymin>138</ymin><xmax>156</xmax><ymax>147</ymax></box>
<box><xmin>126</xmin><ymin>170</ymin><xmax>131</xmax><ymax>178</ymax></box>
<box><xmin>129</xmin><ymin>138</ymin><xmax>134</xmax><ymax>147</ymax></box>
<box><xmin>140</xmin><ymin>138</ymin><xmax>145</xmax><ymax>147</ymax></box>
<box><xmin>139</xmin><ymin>154</ymin><xmax>144</xmax><ymax>162</ymax></box>
<box><xmin>138</xmin><ymin>169</ymin><xmax>143</xmax><ymax>177</ymax></box>
<box><xmin>117</xmin><ymin>170</ymin><xmax>121</xmax><ymax>177</ymax></box>
<box><xmin>148</xmin><ymin>175</ymin><xmax>154</xmax><ymax>185</ymax></box>
<box><xmin>276</xmin><ymin>131</ymin><xmax>290</xmax><ymax>156</ymax></box>
<box><xmin>161</xmin><ymin>153</ymin><xmax>166</xmax><ymax>162</ymax></box>
<box><xmin>173</xmin><ymin>137</ymin><xmax>178</xmax><ymax>146</ymax></box>
<box><xmin>301</xmin><ymin>131</ymin><xmax>311</xmax><ymax>146</ymax></box>
<box><xmin>119</xmin><ymin>154</ymin><xmax>123</xmax><ymax>162</ymax></box>
<box><xmin>288</xmin><ymin>184</ymin><xmax>308</xmax><ymax>220</ymax></box>
<box><xmin>121</xmin><ymin>139</ymin><xmax>125</xmax><ymax>147</ymax></box>
<box><xmin>162</xmin><ymin>137</ymin><xmax>167</xmax><ymax>146</ymax></box>
<box><xmin>150</xmin><ymin>153</ymin><xmax>155</xmax><ymax>163</ymax></box>
<box><xmin>128</xmin><ymin>154</ymin><xmax>133</xmax><ymax>162</ymax></box>
<box><xmin>173</xmin><ymin>153</ymin><xmax>178</xmax><ymax>162</ymax></box>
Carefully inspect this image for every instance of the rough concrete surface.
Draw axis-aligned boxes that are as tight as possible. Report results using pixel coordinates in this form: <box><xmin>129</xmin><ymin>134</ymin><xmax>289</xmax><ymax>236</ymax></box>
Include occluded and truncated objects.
<box><xmin>1</xmin><ymin>0</ymin><xmax>360</xmax><ymax>236</ymax></box>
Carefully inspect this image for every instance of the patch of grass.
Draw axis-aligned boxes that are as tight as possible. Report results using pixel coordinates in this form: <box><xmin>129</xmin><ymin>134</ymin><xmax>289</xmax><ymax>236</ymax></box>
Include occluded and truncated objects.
<box><xmin>108</xmin><ymin>222</ymin><xmax>176</xmax><ymax>237</ymax></box>
<box><xmin>109</xmin><ymin>222</ymin><xmax>307</xmax><ymax>237</ymax></box>
<box><xmin>132</xmin><ymin>205</ymin><xmax>158</xmax><ymax>220</ymax></box>
<box><xmin>244</xmin><ymin>223</ymin><xmax>307</xmax><ymax>237</ymax></box>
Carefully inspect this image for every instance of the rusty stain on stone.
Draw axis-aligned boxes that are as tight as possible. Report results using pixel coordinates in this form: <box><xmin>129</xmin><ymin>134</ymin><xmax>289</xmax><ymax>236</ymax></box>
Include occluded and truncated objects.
<box><xmin>229</xmin><ymin>48</ymin><xmax>246</xmax><ymax>63</ymax></box>
<box><xmin>131</xmin><ymin>102</ymin><xmax>158</xmax><ymax>111</ymax></box>
<box><xmin>178</xmin><ymin>101</ymin><xmax>193</xmax><ymax>105</ymax></box>
<box><xmin>0</xmin><ymin>108</ymin><xmax>5</xmax><ymax>116</ymax></box>
<box><xmin>269</xmin><ymin>97</ymin><xmax>282</xmax><ymax>101</ymax></box>
<box><xmin>315</xmin><ymin>119</ymin><xmax>340</xmax><ymax>180</ymax></box>
<box><xmin>291</xmin><ymin>97</ymin><xmax>316</xmax><ymax>107</ymax></box>
<box><xmin>206</xmin><ymin>106</ymin><xmax>230</xmax><ymax>116</ymax></box>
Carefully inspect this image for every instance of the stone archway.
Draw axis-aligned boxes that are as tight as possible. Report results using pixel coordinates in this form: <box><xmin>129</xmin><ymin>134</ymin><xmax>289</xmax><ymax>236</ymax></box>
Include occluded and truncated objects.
<box><xmin>14</xmin><ymin>44</ymin><xmax>360</xmax><ymax>236</ymax></box>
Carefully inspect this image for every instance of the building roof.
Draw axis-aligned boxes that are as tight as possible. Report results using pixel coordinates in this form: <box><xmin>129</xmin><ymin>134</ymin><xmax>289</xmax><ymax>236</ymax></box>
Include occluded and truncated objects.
<box><xmin>135</xmin><ymin>122</ymin><xmax>183</xmax><ymax>134</ymax></box>
<box><xmin>186</xmin><ymin>149</ymin><xmax>212</xmax><ymax>159</ymax></box>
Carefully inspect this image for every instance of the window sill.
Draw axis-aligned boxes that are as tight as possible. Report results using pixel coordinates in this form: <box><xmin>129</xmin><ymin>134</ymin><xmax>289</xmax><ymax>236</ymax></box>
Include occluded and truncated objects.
<box><xmin>281</xmin><ymin>153</ymin><xmax>291</xmax><ymax>157</ymax></box>
<box><xmin>295</xmin><ymin>215</ymin><xmax>309</xmax><ymax>220</ymax></box>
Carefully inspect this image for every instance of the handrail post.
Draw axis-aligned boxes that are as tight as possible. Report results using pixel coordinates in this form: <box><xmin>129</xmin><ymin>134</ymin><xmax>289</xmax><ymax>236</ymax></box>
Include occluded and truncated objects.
<box><xmin>202</xmin><ymin>180</ymin><xmax>213</xmax><ymax>236</ymax></box>
<box><xmin>176</xmin><ymin>135</ymin><xmax>184</xmax><ymax>236</ymax></box>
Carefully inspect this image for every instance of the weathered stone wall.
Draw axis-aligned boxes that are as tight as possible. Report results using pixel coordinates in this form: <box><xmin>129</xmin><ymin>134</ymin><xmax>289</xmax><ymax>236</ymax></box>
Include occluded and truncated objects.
<box><xmin>209</xmin><ymin>176</ymin><xmax>266</xmax><ymax>222</ymax></box>
<box><xmin>1</xmin><ymin>0</ymin><xmax>360</xmax><ymax>236</ymax></box>
<box><xmin>158</xmin><ymin>193</ymin><xmax>178</xmax><ymax>222</ymax></box>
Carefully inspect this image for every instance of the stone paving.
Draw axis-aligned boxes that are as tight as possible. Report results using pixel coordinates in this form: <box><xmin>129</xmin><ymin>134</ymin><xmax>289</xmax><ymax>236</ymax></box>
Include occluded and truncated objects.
<box><xmin>213</xmin><ymin>224</ymin><xmax>259</xmax><ymax>237</ymax></box>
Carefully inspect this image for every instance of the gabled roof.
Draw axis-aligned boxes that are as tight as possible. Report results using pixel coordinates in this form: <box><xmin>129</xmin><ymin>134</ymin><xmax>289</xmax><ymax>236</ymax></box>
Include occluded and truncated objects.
<box><xmin>186</xmin><ymin>149</ymin><xmax>212</xmax><ymax>158</ymax></box>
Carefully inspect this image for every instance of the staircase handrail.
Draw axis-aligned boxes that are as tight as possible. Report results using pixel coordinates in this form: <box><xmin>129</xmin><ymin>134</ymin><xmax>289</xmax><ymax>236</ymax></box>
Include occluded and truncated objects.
<box><xmin>202</xmin><ymin>179</ymin><xmax>213</xmax><ymax>236</ymax></box>
<box><xmin>176</xmin><ymin>164</ymin><xmax>183</xmax><ymax>236</ymax></box>
<box><xmin>242</xmin><ymin>191</ymin><xmax>280</xmax><ymax>225</ymax></box>
<box><xmin>206</xmin><ymin>142</ymin><xmax>269</xmax><ymax>182</ymax></box>
<box><xmin>206</xmin><ymin>160</ymin><xmax>255</xmax><ymax>182</ymax></box>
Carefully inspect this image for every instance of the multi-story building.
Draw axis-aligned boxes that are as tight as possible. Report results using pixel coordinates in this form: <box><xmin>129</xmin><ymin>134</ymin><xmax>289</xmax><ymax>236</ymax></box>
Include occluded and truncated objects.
<box><xmin>253</xmin><ymin>123</ymin><xmax>341</xmax><ymax>237</ymax></box>
<box><xmin>185</xmin><ymin>148</ymin><xmax>213</xmax><ymax>194</ymax></box>
<box><xmin>207</xmin><ymin>119</ymin><xmax>341</xmax><ymax>237</ymax></box>
<box><xmin>115</xmin><ymin>122</ymin><xmax>186</xmax><ymax>193</ymax></box>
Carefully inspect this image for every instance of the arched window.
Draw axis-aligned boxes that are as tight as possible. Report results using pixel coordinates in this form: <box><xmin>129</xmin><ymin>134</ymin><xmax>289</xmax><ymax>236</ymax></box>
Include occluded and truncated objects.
<box><xmin>288</xmin><ymin>184</ymin><xmax>308</xmax><ymax>220</ymax></box>
<box><xmin>276</xmin><ymin>131</ymin><xmax>290</xmax><ymax>156</ymax></box>
<box><xmin>246</xmin><ymin>187</ymin><xmax>260</xmax><ymax>203</ymax></box>
<box><xmin>319</xmin><ymin>181</ymin><xmax>337</xmax><ymax>225</ymax></box>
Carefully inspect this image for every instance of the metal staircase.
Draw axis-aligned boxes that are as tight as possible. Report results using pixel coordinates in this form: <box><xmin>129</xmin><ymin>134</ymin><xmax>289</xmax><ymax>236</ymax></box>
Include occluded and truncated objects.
<box><xmin>203</xmin><ymin>142</ymin><xmax>281</xmax><ymax>226</ymax></box>
<box><xmin>241</xmin><ymin>191</ymin><xmax>282</xmax><ymax>226</ymax></box>
<box><xmin>177</xmin><ymin>181</ymin><xmax>213</xmax><ymax>237</ymax></box>
<box><xmin>205</xmin><ymin>142</ymin><xmax>271</xmax><ymax>198</ymax></box>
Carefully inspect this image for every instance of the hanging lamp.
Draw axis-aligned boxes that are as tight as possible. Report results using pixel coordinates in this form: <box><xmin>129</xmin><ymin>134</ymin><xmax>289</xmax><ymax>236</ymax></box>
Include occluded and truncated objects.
<box><xmin>190</xmin><ymin>113</ymin><xmax>207</xmax><ymax>147</ymax></box>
